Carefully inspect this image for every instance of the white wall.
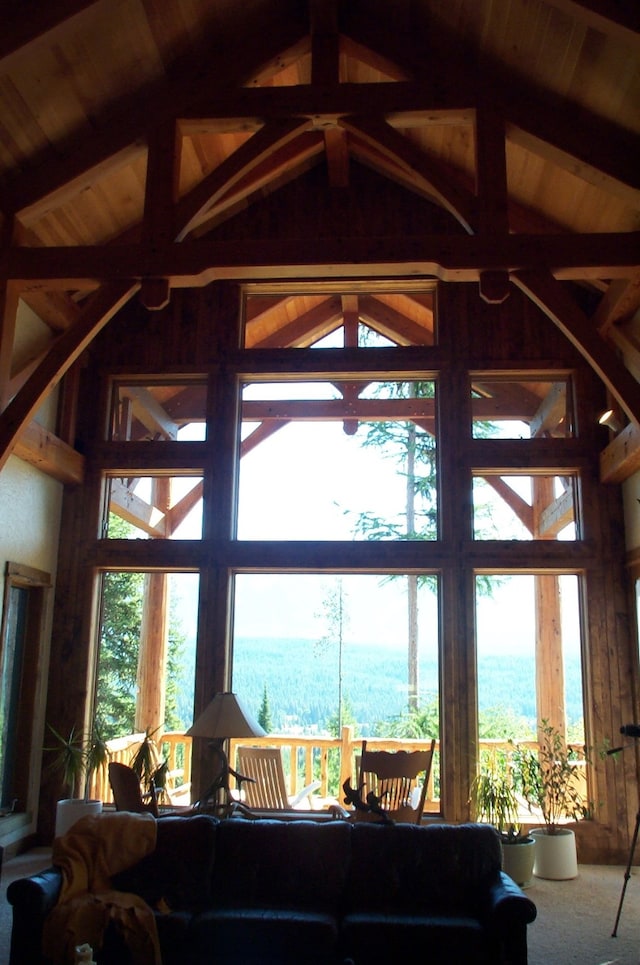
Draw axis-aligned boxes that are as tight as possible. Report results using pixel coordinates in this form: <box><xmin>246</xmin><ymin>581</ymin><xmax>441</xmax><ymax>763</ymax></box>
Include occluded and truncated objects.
<box><xmin>0</xmin><ymin>299</ymin><xmax>63</xmax><ymax>846</ymax></box>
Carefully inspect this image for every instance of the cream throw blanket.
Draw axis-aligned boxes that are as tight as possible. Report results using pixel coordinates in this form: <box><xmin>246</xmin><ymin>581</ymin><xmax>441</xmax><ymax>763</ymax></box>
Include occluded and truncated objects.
<box><xmin>43</xmin><ymin>811</ymin><xmax>161</xmax><ymax>965</ymax></box>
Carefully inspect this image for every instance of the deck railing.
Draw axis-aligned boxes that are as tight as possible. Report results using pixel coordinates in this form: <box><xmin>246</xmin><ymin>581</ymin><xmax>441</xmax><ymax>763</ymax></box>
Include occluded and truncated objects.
<box><xmin>91</xmin><ymin>729</ymin><xmax>585</xmax><ymax>817</ymax></box>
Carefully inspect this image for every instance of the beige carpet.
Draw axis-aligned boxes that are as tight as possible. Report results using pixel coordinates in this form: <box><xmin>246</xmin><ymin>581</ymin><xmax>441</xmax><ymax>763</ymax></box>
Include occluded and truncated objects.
<box><xmin>1</xmin><ymin>850</ymin><xmax>640</xmax><ymax>964</ymax></box>
<box><xmin>526</xmin><ymin>866</ymin><xmax>640</xmax><ymax>965</ymax></box>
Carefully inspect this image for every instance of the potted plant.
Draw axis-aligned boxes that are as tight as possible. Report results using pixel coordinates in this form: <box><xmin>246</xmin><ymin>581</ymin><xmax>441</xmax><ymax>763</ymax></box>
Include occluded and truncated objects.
<box><xmin>46</xmin><ymin>723</ymin><xmax>110</xmax><ymax>837</ymax></box>
<box><xmin>471</xmin><ymin>750</ymin><xmax>535</xmax><ymax>887</ymax></box>
<box><xmin>511</xmin><ymin>720</ymin><xmax>590</xmax><ymax>880</ymax></box>
<box><xmin>130</xmin><ymin>727</ymin><xmax>169</xmax><ymax>805</ymax></box>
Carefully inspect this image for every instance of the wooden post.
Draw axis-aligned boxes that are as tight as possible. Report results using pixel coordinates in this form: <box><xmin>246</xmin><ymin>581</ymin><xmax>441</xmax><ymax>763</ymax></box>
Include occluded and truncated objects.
<box><xmin>136</xmin><ymin>478</ymin><xmax>171</xmax><ymax>733</ymax></box>
<box><xmin>136</xmin><ymin>572</ymin><xmax>169</xmax><ymax>734</ymax></box>
<box><xmin>533</xmin><ymin>475</ymin><xmax>566</xmax><ymax>736</ymax></box>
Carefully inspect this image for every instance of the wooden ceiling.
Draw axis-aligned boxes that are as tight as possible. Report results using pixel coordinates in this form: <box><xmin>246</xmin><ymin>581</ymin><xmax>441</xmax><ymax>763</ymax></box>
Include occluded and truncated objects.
<box><xmin>0</xmin><ymin>0</ymin><xmax>639</xmax><ymax>479</ymax></box>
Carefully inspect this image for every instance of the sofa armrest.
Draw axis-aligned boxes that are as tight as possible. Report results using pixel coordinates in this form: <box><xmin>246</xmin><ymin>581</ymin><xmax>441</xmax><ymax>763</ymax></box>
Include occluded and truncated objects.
<box><xmin>7</xmin><ymin>867</ymin><xmax>62</xmax><ymax>965</ymax></box>
<box><xmin>484</xmin><ymin>871</ymin><xmax>537</xmax><ymax>965</ymax></box>
<box><xmin>486</xmin><ymin>871</ymin><xmax>537</xmax><ymax>926</ymax></box>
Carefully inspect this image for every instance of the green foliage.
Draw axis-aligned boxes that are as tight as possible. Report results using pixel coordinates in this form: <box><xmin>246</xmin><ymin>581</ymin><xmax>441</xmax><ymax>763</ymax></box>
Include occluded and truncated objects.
<box><xmin>511</xmin><ymin>720</ymin><xmax>590</xmax><ymax>834</ymax></box>
<box><xmin>96</xmin><ymin>513</ymin><xmax>189</xmax><ymax>739</ymax></box>
<box><xmin>45</xmin><ymin>723</ymin><xmax>110</xmax><ymax>801</ymax></box>
<box><xmin>258</xmin><ymin>684</ymin><xmax>273</xmax><ymax>732</ymax></box>
<box><xmin>376</xmin><ymin>695</ymin><xmax>439</xmax><ymax>738</ymax></box>
<box><xmin>470</xmin><ymin>749</ymin><xmax>525</xmax><ymax>840</ymax></box>
<box><xmin>130</xmin><ymin>727</ymin><xmax>166</xmax><ymax>797</ymax></box>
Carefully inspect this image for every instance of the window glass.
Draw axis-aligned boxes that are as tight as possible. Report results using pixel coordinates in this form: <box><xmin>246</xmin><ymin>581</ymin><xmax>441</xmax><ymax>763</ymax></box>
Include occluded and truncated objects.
<box><xmin>105</xmin><ymin>476</ymin><xmax>203</xmax><ymax>539</ymax></box>
<box><xmin>243</xmin><ymin>290</ymin><xmax>435</xmax><ymax>348</ymax></box>
<box><xmin>471</xmin><ymin>377</ymin><xmax>573</xmax><ymax>439</ymax></box>
<box><xmin>238</xmin><ymin>380</ymin><xmax>437</xmax><ymax>540</ymax></box>
<box><xmin>475</xmin><ymin>574</ymin><xmax>585</xmax><ymax>740</ymax></box>
<box><xmin>232</xmin><ymin>572</ymin><xmax>440</xmax><ymax>810</ymax></box>
<box><xmin>473</xmin><ymin>473</ymin><xmax>577</xmax><ymax>540</ymax></box>
<box><xmin>110</xmin><ymin>381</ymin><xmax>206</xmax><ymax>441</ymax></box>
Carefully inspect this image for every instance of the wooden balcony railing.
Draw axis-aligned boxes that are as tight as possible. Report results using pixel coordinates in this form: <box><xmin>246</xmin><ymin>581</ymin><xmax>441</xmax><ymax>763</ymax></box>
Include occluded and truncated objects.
<box><xmin>92</xmin><ymin>727</ymin><xmax>440</xmax><ymax>810</ymax></box>
<box><xmin>91</xmin><ymin>729</ymin><xmax>585</xmax><ymax>819</ymax></box>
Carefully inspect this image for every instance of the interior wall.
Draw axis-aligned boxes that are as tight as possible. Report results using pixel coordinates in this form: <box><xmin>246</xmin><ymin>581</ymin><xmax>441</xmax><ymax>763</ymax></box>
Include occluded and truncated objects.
<box><xmin>0</xmin><ymin>299</ymin><xmax>63</xmax><ymax>849</ymax></box>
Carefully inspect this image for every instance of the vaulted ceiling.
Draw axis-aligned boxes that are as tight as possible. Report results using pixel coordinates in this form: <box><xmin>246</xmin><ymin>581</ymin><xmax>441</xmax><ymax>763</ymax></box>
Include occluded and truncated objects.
<box><xmin>0</xmin><ymin>0</ymin><xmax>638</xmax><ymax>479</ymax></box>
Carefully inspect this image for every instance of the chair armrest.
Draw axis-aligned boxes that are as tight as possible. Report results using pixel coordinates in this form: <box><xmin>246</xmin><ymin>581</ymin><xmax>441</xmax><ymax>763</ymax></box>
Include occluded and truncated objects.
<box><xmin>289</xmin><ymin>780</ymin><xmax>322</xmax><ymax>808</ymax></box>
<box><xmin>7</xmin><ymin>867</ymin><xmax>62</xmax><ymax>965</ymax></box>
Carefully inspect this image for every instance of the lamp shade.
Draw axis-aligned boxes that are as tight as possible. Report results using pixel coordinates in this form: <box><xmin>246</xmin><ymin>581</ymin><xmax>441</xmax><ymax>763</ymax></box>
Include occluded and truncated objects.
<box><xmin>186</xmin><ymin>692</ymin><xmax>265</xmax><ymax>740</ymax></box>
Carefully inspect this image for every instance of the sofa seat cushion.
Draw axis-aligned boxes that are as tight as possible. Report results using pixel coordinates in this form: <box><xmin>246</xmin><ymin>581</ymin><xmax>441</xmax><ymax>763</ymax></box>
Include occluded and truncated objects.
<box><xmin>190</xmin><ymin>908</ymin><xmax>340</xmax><ymax>965</ymax></box>
<box><xmin>341</xmin><ymin>912</ymin><xmax>491</xmax><ymax>965</ymax></box>
<box><xmin>213</xmin><ymin>818</ymin><xmax>351</xmax><ymax>913</ymax></box>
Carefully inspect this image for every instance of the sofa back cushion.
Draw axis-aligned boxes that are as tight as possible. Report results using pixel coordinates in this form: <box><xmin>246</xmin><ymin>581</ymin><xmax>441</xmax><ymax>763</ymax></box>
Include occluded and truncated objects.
<box><xmin>213</xmin><ymin>818</ymin><xmax>351</xmax><ymax>913</ymax></box>
<box><xmin>346</xmin><ymin>822</ymin><xmax>502</xmax><ymax>915</ymax></box>
<box><xmin>112</xmin><ymin>814</ymin><xmax>219</xmax><ymax>912</ymax></box>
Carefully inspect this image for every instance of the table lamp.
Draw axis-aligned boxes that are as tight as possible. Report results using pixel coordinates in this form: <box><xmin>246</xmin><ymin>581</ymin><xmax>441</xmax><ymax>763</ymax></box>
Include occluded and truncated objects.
<box><xmin>186</xmin><ymin>692</ymin><xmax>265</xmax><ymax>812</ymax></box>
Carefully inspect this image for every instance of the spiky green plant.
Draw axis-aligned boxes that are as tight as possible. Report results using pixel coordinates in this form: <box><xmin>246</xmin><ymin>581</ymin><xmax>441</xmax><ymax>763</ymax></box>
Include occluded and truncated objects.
<box><xmin>46</xmin><ymin>724</ymin><xmax>110</xmax><ymax>801</ymax></box>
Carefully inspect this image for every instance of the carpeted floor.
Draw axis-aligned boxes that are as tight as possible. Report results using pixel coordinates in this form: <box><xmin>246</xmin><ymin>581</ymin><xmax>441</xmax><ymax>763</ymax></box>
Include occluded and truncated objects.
<box><xmin>526</xmin><ymin>865</ymin><xmax>640</xmax><ymax>965</ymax></box>
<box><xmin>1</xmin><ymin>850</ymin><xmax>640</xmax><ymax>964</ymax></box>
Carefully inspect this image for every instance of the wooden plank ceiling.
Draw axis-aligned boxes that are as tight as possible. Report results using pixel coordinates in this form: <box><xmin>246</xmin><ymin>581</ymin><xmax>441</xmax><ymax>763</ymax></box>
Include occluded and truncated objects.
<box><xmin>0</xmin><ymin>0</ymin><xmax>638</xmax><ymax>481</ymax></box>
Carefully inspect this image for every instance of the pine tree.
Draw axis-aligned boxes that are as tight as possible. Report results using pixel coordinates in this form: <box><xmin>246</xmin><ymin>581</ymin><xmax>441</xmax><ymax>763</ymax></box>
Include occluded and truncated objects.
<box><xmin>258</xmin><ymin>684</ymin><xmax>273</xmax><ymax>732</ymax></box>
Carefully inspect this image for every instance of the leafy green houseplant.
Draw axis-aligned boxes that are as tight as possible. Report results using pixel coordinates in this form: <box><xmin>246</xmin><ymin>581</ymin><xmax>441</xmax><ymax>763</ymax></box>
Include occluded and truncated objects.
<box><xmin>471</xmin><ymin>750</ymin><xmax>535</xmax><ymax>886</ymax></box>
<box><xmin>472</xmin><ymin>752</ymin><xmax>526</xmax><ymax>840</ymax></box>
<box><xmin>510</xmin><ymin>720</ymin><xmax>589</xmax><ymax>880</ymax></box>
<box><xmin>46</xmin><ymin>723</ymin><xmax>110</xmax><ymax>836</ymax></box>
<box><xmin>511</xmin><ymin>720</ymin><xmax>590</xmax><ymax>834</ymax></box>
<box><xmin>46</xmin><ymin>724</ymin><xmax>110</xmax><ymax>801</ymax></box>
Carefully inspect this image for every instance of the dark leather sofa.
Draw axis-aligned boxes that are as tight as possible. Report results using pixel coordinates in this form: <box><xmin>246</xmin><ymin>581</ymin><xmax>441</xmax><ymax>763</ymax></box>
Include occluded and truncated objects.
<box><xmin>8</xmin><ymin>814</ymin><xmax>537</xmax><ymax>965</ymax></box>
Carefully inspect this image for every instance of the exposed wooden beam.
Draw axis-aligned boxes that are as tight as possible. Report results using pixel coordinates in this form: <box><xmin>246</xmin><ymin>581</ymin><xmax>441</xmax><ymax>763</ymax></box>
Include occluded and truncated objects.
<box><xmin>0</xmin><ymin>279</ymin><xmax>20</xmax><ymax>411</ymax></box>
<box><xmin>12</xmin><ymin>419</ymin><xmax>84</xmax><ymax>484</ymax></box>
<box><xmin>119</xmin><ymin>387</ymin><xmax>179</xmax><ymax>440</ymax></box>
<box><xmin>513</xmin><ymin>270</ymin><xmax>640</xmax><ymax>428</ymax></box>
<box><xmin>8</xmin><ymin>25</ymin><xmax>310</xmax><ymax>218</ymax></box>
<box><xmin>109</xmin><ymin>478</ymin><xmax>166</xmax><ymax>538</ymax></box>
<box><xmin>343</xmin><ymin>19</ymin><xmax>640</xmax><ymax>198</ymax></box>
<box><xmin>484</xmin><ymin>476</ymin><xmax>533</xmax><ymax>531</ymax></box>
<box><xmin>176</xmin><ymin>119</ymin><xmax>310</xmax><ymax>241</ymax></box>
<box><xmin>7</xmin><ymin>232</ymin><xmax>638</xmax><ymax>288</ymax></box>
<box><xmin>0</xmin><ymin>0</ymin><xmax>100</xmax><ymax>64</ymax></box>
<box><xmin>475</xmin><ymin>98</ymin><xmax>510</xmax><ymax>304</ymax></box>
<box><xmin>249</xmin><ymin>298</ymin><xmax>343</xmax><ymax>348</ymax></box>
<box><xmin>186</xmin><ymin>133</ymin><xmax>325</xmax><ymax>238</ymax></box>
<box><xmin>242</xmin><ymin>398</ymin><xmax>436</xmax><ymax>422</ymax></box>
<box><xmin>594</xmin><ymin>273</ymin><xmax>640</xmax><ymax>335</ymax></box>
<box><xmin>600</xmin><ymin>421</ymin><xmax>640</xmax><ymax>483</ymax></box>
<box><xmin>358</xmin><ymin>294</ymin><xmax>433</xmax><ymax>345</ymax></box>
<box><xmin>542</xmin><ymin>0</ymin><xmax>640</xmax><ymax>50</ymax></box>
<box><xmin>339</xmin><ymin>115</ymin><xmax>475</xmax><ymax>233</ymax></box>
<box><xmin>538</xmin><ymin>485</ymin><xmax>575</xmax><ymax>537</ymax></box>
<box><xmin>0</xmin><ymin>282</ymin><xmax>138</xmax><ymax>472</ymax></box>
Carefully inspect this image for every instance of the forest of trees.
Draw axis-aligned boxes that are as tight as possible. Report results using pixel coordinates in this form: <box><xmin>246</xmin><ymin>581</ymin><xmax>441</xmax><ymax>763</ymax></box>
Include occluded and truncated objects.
<box><xmin>232</xmin><ymin>635</ymin><xmax>585</xmax><ymax>740</ymax></box>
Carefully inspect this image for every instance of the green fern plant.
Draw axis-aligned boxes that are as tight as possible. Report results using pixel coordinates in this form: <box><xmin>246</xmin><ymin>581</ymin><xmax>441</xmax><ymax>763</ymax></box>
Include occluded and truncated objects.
<box><xmin>511</xmin><ymin>720</ymin><xmax>590</xmax><ymax>835</ymax></box>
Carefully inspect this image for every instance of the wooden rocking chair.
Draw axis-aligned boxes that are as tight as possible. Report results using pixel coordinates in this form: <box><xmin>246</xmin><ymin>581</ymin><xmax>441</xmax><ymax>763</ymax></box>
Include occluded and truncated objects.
<box><xmin>351</xmin><ymin>739</ymin><xmax>436</xmax><ymax>824</ymax></box>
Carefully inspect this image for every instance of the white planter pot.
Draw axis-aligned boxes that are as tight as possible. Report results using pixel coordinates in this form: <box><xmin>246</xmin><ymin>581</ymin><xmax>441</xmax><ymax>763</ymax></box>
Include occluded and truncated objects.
<box><xmin>55</xmin><ymin>798</ymin><xmax>103</xmax><ymax>838</ymax></box>
<box><xmin>531</xmin><ymin>827</ymin><xmax>578</xmax><ymax>880</ymax></box>
<box><xmin>502</xmin><ymin>836</ymin><xmax>536</xmax><ymax>888</ymax></box>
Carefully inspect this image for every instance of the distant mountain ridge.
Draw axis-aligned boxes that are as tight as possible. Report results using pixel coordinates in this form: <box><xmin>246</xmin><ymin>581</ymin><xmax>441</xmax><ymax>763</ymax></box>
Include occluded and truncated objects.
<box><xmin>232</xmin><ymin>636</ymin><xmax>584</xmax><ymax>736</ymax></box>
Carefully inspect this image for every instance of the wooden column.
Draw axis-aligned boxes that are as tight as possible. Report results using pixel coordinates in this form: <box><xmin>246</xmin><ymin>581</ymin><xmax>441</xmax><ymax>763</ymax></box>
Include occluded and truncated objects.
<box><xmin>136</xmin><ymin>572</ymin><xmax>169</xmax><ymax>734</ymax></box>
<box><xmin>135</xmin><ymin>477</ymin><xmax>171</xmax><ymax>733</ymax></box>
<box><xmin>533</xmin><ymin>475</ymin><xmax>566</xmax><ymax>735</ymax></box>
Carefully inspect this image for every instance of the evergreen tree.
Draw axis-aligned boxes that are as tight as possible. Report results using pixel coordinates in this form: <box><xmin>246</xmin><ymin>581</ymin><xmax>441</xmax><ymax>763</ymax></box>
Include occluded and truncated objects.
<box><xmin>258</xmin><ymin>684</ymin><xmax>273</xmax><ymax>732</ymax></box>
<box><xmin>96</xmin><ymin>513</ymin><xmax>188</xmax><ymax>739</ymax></box>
